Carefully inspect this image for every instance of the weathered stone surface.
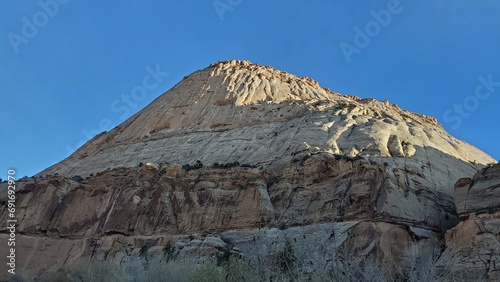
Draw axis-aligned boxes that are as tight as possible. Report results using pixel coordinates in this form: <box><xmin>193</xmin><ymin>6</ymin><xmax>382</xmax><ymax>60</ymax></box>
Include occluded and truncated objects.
<box><xmin>0</xmin><ymin>61</ymin><xmax>497</xmax><ymax>280</ymax></box>
<box><xmin>0</xmin><ymin>155</ymin><xmax>465</xmax><ymax>279</ymax></box>
<box><xmin>438</xmin><ymin>163</ymin><xmax>500</xmax><ymax>280</ymax></box>
<box><xmin>454</xmin><ymin>163</ymin><xmax>500</xmax><ymax>217</ymax></box>
<box><xmin>39</xmin><ymin>60</ymin><xmax>493</xmax><ymax>185</ymax></box>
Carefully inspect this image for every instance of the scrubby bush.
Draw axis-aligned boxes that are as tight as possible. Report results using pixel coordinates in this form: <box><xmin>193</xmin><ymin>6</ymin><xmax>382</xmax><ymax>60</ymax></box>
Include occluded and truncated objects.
<box><xmin>277</xmin><ymin>239</ymin><xmax>297</xmax><ymax>274</ymax></box>
<box><xmin>32</xmin><ymin>242</ymin><xmax>486</xmax><ymax>282</ymax></box>
<box><xmin>211</xmin><ymin>161</ymin><xmax>258</xmax><ymax>169</ymax></box>
<box><xmin>211</xmin><ymin>162</ymin><xmax>224</xmax><ymax>169</ymax></box>
<box><xmin>224</xmin><ymin>161</ymin><xmax>240</xmax><ymax>168</ymax></box>
<box><xmin>182</xmin><ymin>160</ymin><xmax>204</xmax><ymax>171</ymax></box>
<box><xmin>211</xmin><ymin>161</ymin><xmax>240</xmax><ymax>169</ymax></box>
<box><xmin>70</xmin><ymin>175</ymin><xmax>84</xmax><ymax>183</ymax></box>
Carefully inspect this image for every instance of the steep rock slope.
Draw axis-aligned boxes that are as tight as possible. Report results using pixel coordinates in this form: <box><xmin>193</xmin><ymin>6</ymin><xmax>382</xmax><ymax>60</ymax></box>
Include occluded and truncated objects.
<box><xmin>0</xmin><ymin>60</ymin><xmax>496</xmax><ymax>279</ymax></box>
<box><xmin>40</xmin><ymin>60</ymin><xmax>493</xmax><ymax>186</ymax></box>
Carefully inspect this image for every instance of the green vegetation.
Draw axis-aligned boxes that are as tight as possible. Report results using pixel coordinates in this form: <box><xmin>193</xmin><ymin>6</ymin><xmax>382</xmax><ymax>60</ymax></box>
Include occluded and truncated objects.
<box><xmin>277</xmin><ymin>239</ymin><xmax>296</xmax><ymax>274</ymax></box>
<box><xmin>70</xmin><ymin>175</ymin><xmax>84</xmax><ymax>183</ymax></box>
<box><xmin>182</xmin><ymin>160</ymin><xmax>204</xmax><ymax>171</ymax></box>
<box><xmin>29</xmin><ymin>241</ymin><xmax>488</xmax><ymax>282</ymax></box>
<box><xmin>211</xmin><ymin>161</ymin><xmax>240</xmax><ymax>169</ymax></box>
<box><xmin>182</xmin><ymin>160</ymin><xmax>257</xmax><ymax>171</ymax></box>
<box><xmin>212</xmin><ymin>161</ymin><xmax>257</xmax><ymax>169</ymax></box>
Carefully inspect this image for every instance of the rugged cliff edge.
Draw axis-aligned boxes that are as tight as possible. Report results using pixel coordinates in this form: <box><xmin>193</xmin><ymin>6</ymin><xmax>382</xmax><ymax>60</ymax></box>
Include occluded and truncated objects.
<box><xmin>0</xmin><ymin>60</ymin><xmax>497</xmax><ymax>280</ymax></box>
<box><xmin>438</xmin><ymin>163</ymin><xmax>500</xmax><ymax>280</ymax></box>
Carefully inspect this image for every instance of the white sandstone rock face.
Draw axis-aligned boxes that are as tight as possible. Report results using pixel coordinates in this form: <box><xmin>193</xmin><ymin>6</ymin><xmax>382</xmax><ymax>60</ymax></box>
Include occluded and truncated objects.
<box><xmin>39</xmin><ymin>60</ymin><xmax>494</xmax><ymax>197</ymax></box>
<box><xmin>4</xmin><ymin>60</ymin><xmax>498</xmax><ymax>280</ymax></box>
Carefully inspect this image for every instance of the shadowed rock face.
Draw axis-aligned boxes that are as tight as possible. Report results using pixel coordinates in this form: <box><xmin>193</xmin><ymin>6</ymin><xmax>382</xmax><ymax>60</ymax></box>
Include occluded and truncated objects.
<box><xmin>0</xmin><ymin>60</ymin><xmax>497</xmax><ymax>280</ymax></box>
<box><xmin>454</xmin><ymin>163</ymin><xmax>500</xmax><ymax>217</ymax></box>
<box><xmin>438</xmin><ymin>163</ymin><xmax>500</xmax><ymax>280</ymax></box>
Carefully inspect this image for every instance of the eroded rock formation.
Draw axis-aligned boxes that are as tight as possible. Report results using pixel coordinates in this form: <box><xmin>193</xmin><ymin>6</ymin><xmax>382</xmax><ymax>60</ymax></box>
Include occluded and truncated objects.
<box><xmin>438</xmin><ymin>163</ymin><xmax>500</xmax><ymax>280</ymax></box>
<box><xmin>0</xmin><ymin>60</ymin><xmax>497</xmax><ymax>280</ymax></box>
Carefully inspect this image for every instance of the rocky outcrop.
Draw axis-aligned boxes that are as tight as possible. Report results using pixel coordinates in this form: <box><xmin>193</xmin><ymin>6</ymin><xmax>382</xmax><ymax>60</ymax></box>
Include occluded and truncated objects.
<box><xmin>454</xmin><ymin>163</ymin><xmax>500</xmax><ymax>217</ymax></box>
<box><xmin>0</xmin><ymin>154</ymin><xmax>468</xmax><ymax>279</ymax></box>
<box><xmin>438</xmin><ymin>163</ymin><xmax>500</xmax><ymax>280</ymax></box>
<box><xmin>39</xmin><ymin>60</ymin><xmax>493</xmax><ymax>182</ymax></box>
<box><xmin>0</xmin><ymin>60</ymin><xmax>497</xmax><ymax>280</ymax></box>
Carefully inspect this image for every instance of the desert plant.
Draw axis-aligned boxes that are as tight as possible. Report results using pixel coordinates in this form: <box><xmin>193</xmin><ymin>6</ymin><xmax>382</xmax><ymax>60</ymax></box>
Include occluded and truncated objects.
<box><xmin>182</xmin><ymin>160</ymin><xmax>204</xmax><ymax>171</ymax></box>
<box><xmin>278</xmin><ymin>239</ymin><xmax>297</xmax><ymax>274</ymax></box>
<box><xmin>211</xmin><ymin>162</ymin><xmax>224</xmax><ymax>169</ymax></box>
<box><xmin>188</xmin><ymin>260</ymin><xmax>221</xmax><ymax>282</ymax></box>
<box><xmin>70</xmin><ymin>175</ymin><xmax>84</xmax><ymax>183</ymax></box>
<box><xmin>34</xmin><ymin>240</ymin><xmax>490</xmax><ymax>282</ymax></box>
<box><xmin>211</xmin><ymin>161</ymin><xmax>240</xmax><ymax>169</ymax></box>
<box><xmin>224</xmin><ymin>161</ymin><xmax>240</xmax><ymax>168</ymax></box>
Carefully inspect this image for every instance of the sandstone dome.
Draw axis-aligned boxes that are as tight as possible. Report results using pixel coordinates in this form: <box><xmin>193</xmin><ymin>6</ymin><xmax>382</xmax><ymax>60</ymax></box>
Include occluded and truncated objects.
<box><xmin>40</xmin><ymin>59</ymin><xmax>494</xmax><ymax>183</ymax></box>
<box><xmin>36</xmin><ymin>59</ymin><xmax>497</xmax><ymax>238</ymax></box>
<box><xmin>4</xmin><ymin>60</ymin><xmax>499</xmax><ymax>280</ymax></box>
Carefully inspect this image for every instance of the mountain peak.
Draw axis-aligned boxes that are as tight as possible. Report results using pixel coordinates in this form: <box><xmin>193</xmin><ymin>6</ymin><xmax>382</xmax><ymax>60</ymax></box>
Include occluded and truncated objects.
<box><xmin>38</xmin><ymin>61</ymin><xmax>494</xmax><ymax>178</ymax></box>
<box><xmin>204</xmin><ymin>60</ymin><xmax>440</xmax><ymax>127</ymax></box>
<box><xmin>203</xmin><ymin>59</ymin><xmax>337</xmax><ymax>106</ymax></box>
<box><xmin>13</xmin><ymin>61</ymin><xmax>499</xmax><ymax>282</ymax></box>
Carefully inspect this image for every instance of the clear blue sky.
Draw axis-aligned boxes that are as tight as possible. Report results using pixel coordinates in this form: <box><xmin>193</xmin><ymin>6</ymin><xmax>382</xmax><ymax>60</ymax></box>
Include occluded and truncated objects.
<box><xmin>1</xmin><ymin>1</ymin><xmax>499</xmax><ymax>178</ymax></box>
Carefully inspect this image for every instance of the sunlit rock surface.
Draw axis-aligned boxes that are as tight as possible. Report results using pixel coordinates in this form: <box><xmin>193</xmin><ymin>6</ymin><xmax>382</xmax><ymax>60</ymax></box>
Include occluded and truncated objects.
<box><xmin>1</xmin><ymin>60</ymin><xmax>496</xmax><ymax>280</ymax></box>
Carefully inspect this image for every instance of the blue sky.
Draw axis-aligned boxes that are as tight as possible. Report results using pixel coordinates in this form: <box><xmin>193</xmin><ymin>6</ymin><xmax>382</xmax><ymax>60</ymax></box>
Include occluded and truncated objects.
<box><xmin>1</xmin><ymin>0</ymin><xmax>499</xmax><ymax>178</ymax></box>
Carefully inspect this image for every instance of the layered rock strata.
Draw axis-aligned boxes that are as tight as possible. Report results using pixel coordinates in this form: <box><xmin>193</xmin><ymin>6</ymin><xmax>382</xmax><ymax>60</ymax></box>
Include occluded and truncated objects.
<box><xmin>0</xmin><ymin>60</ymin><xmax>496</xmax><ymax>280</ymax></box>
<box><xmin>438</xmin><ymin>163</ymin><xmax>500</xmax><ymax>280</ymax></box>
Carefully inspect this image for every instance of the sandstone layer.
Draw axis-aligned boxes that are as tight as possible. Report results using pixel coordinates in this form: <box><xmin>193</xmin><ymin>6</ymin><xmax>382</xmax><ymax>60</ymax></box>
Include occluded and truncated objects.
<box><xmin>1</xmin><ymin>157</ymin><xmax>445</xmax><ymax>279</ymax></box>
<box><xmin>438</xmin><ymin>163</ymin><xmax>500</xmax><ymax>280</ymax></box>
<box><xmin>0</xmin><ymin>60</ymin><xmax>497</xmax><ymax>280</ymax></box>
